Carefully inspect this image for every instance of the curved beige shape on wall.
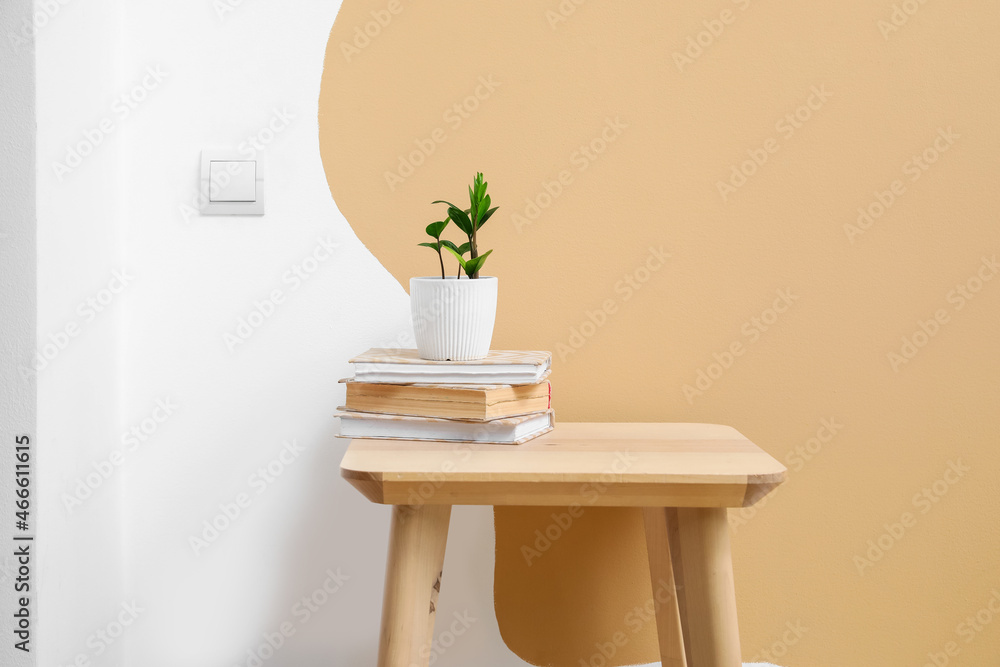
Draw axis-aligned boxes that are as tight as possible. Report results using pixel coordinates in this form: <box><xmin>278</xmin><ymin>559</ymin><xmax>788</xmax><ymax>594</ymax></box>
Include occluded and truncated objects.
<box><xmin>320</xmin><ymin>1</ymin><xmax>1000</xmax><ymax>664</ymax></box>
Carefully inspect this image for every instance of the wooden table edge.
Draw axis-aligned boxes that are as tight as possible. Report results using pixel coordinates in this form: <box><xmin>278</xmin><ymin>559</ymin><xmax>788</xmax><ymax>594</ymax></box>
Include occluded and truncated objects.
<box><xmin>341</xmin><ymin>466</ymin><xmax>786</xmax><ymax>508</ymax></box>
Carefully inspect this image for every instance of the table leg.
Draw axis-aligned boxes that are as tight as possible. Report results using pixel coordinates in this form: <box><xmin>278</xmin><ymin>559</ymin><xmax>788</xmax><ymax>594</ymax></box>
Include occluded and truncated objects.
<box><xmin>642</xmin><ymin>507</ymin><xmax>688</xmax><ymax>667</ymax></box>
<box><xmin>377</xmin><ymin>504</ymin><xmax>452</xmax><ymax>667</ymax></box>
<box><xmin>668</xmin><ymin>507</ymin><xmax>741</xmax><ymax>667</ymax></box>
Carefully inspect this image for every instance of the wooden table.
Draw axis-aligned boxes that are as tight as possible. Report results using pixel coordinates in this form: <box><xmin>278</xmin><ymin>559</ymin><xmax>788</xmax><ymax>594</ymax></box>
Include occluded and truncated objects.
<box><xmin>340</xmin><ymin>422</ymin><xmax>786</xmax><ymax>667</ymax></box>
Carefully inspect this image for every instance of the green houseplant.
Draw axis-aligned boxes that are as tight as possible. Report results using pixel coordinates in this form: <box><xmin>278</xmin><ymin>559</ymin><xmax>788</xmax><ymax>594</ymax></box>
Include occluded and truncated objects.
<box><xmin>411</xmin><ymin>172</ymin><xmax>500</xmax><ymax>360</ymax></box>
<box><xmin>431</xmin><ymin>171</ymin><xmax>497</xmax><ymax>279</ymax></box>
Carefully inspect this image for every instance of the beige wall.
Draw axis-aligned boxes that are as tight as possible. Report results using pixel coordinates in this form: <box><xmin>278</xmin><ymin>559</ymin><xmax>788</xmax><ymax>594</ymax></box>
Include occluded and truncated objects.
<box><xmin>320</xmin><ymin>0</ymin><xmax>1000</xmax><ymax>664</ymax></box>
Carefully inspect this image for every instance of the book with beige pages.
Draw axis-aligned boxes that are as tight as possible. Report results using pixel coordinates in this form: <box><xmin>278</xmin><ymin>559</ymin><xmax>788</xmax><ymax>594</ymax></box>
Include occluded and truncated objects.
<box><xmin>340</xmin><ymin>374</ymin><xmax>551</xmax><ymax>421</ymax></box>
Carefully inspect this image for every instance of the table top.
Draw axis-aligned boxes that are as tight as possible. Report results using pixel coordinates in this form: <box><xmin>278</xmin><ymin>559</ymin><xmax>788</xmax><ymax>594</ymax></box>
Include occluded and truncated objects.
<box><xmin>340</xmin><ymin>422</ymin><xmax>786</xmax><ymax>508</ymax></box>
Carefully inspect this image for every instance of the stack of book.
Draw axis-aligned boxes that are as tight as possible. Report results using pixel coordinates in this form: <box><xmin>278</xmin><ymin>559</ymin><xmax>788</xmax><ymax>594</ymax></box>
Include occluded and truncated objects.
<box><xmin>335</xmin><ymin>348</ymin><xmax>554</xmax><ymax>445</ymax></box>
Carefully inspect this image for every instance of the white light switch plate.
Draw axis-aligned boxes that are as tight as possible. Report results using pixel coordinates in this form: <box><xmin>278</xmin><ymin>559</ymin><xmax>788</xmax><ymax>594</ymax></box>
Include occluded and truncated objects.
<box><xmin>200</xmin><ymin>150</ymin><xmax>265</xmax><ymax>215</ymax></box>
<box><xmin>209</xmin><ymin>161</ymin><xmax>256</xmax><ymax>202</ymax></box>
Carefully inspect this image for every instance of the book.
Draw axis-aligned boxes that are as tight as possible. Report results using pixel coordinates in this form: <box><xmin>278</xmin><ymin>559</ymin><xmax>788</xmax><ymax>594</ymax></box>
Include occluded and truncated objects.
<box><xmin>349</xmin><ymin>348</ymin><xmax>551</xmax><ymax>385</ymax></box>
<box><xmin>341</xmin><ymin>377</ymin><xmax>551</xmax><ymax>421</ymax></box>
<box><xmin>335</xmin><ymin>409</ymin><xmax>555</xmax><ymax>445</ymax></box>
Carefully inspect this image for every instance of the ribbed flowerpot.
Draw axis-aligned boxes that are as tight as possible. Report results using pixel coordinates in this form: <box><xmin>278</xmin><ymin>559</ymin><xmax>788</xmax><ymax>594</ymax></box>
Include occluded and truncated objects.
<box><xmin>410</xmin><ymin>276</ymin><xmax>498</xmax><ymax>361</ymax></box>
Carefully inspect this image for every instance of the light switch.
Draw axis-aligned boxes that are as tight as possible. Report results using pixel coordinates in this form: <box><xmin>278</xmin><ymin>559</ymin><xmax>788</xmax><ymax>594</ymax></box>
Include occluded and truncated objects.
<box><xmin>199</xmin><ymin>150</ymin><xmax>266</xmax><ymax>215</ymax></box>
<box><xmin>209</xmin><ymin>161</ymin><xmax>256</xmax><ymax>202</ymax></box>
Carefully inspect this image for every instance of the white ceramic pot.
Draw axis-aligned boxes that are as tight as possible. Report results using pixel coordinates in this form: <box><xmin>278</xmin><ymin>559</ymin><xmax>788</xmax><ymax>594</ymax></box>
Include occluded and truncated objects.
<box><xmin>410</xmin><ymin>276</ymin><xmax>498</xmax><ymax>361</ymax></box>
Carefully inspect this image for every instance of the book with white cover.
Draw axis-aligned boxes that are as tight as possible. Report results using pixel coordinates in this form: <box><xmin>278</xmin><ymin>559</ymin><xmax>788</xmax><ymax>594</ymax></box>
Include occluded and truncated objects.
<box><xmin>335</xmin><ymin>409</ymin><xmax>555</xmax><ymax>445</ymax></box>
<box><xmin>350</xmin><ymin>348</ymin><xmax>552</xmax><ymax>385</ymax></box>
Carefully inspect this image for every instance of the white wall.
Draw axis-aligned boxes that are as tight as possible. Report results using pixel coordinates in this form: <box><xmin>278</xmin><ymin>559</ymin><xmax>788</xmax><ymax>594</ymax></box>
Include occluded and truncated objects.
<box><xmin>1</xmin><ymin>1</ymin><xmax>36</xmax><ymax>665</ymax></box>
<box><xmin>34</xmin><ymin>0</ymin><xmax>128</xmax><ymax>665</ymax></box>
<box><xmin>31</xmin><ymin>1</ymin><xmax>523</xmax><ymax>665</ymax></box>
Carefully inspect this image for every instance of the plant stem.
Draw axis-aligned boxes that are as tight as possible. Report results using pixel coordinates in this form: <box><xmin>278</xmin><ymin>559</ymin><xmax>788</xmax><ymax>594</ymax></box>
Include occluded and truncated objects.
<box><xmin>437</xmin><ymin>248</ymin><xmax>445</xmax><ymax>279</ymax></box>
<box><xmin>469</xmin><ymin>231</ymin><xmax>479</xmax><ymax>279</ymax></box>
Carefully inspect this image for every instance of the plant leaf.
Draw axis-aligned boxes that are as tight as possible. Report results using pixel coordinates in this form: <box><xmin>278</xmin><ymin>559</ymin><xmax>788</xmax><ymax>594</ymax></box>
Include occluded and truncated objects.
<box><xmin>477</xmin><ymin>206</ymin><xmax>498</xmax><ymax>229</ymax></box>
<box><xmin>463</xmin><ymin>248</ymin><xmax>493</xmax><ymax>277</ymax></box>
<box><xmin>418</xmin><ymin>241</ymin><xmax>441</xmax><ymax>250</ymax></box>
<box><xmin>448</xmin><ymin>207</ymin><xmax>474</xmax><ymax>235</ymax></box>
<box><xmin>432</xmin><ymin>199</ymin><xmax>465</xmax><ymax>226</ymax></box>
<box><xmin>443</xmin><ymin>244</ymin><xmax>467</xmax><ymax>268</ymax></box>
<box><xmin>425</xmin><ymin>219</ymin><xmax>449</xmax><ymax>239</ymax></box>
<box><xmin>457</xmin><ymin>242</ymin><xmax>471</xmax><ymax>255</ymax></box>
<box><xmin>440</xmin><ymin>239</ymin><xmax>461</xmax><ymax>254</ymax></box>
